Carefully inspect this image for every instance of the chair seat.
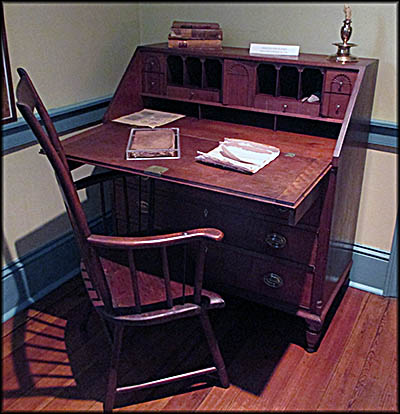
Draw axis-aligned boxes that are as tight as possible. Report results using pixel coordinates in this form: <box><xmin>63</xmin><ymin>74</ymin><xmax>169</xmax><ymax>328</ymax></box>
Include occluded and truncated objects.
<box><xmin>81</xmin><ymin>256</ymin><xmax>225</xmax><ymax>326</ymax></box>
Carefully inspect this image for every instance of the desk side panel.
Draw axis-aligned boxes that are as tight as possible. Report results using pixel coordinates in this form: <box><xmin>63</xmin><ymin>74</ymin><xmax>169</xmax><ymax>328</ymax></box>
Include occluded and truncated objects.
<box><xmin>103</xmin><ymin>49</ymin><xmax>144</xmax><ymax>122</ymax></box>
<box><xmin>323</xmin><ymin>60</ymin><xmax>379</xmax><ymax>306</ymax></box>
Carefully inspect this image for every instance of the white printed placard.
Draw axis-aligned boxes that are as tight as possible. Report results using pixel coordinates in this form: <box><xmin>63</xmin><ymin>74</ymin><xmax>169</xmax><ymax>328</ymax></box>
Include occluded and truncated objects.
<box><xmin>249</xmin><ymin>43</ymin><xmax>300</xmax><ymax>56</ymax></box>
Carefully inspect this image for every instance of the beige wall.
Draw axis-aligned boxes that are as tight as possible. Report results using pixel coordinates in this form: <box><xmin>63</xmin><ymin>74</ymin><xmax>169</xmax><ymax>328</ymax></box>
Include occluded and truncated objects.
<box><xmin>2</xmin><ymin>2</ymin><xmax>398</xmax><ymax>268</ymax></box>
<box><xmin>4</xmin><ymin>2</ymin><xmax>141</xmax><ymax>109</ymax></box>
<box><xmin>356</xmin><ymin>150</ymin><xmax>397</xmax><ymax>251</ymax></box>
<box><xmin>2</xmin><ymin>2</ymin><xmax>141</xmax><ymax>265</ymax></box>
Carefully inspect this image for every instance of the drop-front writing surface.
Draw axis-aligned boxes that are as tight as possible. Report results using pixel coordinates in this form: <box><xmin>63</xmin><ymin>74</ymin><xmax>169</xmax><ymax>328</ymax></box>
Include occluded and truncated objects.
<box><xmin>64</xmin><ymin>43</ymin><xmax>378</xmax><ymax>352</ymax></box>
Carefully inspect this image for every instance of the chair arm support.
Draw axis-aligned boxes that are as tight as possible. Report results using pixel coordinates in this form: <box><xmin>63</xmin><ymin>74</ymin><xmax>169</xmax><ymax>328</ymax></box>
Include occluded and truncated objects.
<box><xmin>87</xmin><ymin>228</ymin><xmax>224</xmax><ymax>250</ymax></box>
<box><xmin>74</xmin><ymin>171</ymin><xmax>125</xmax><ymax>190</ymax></box>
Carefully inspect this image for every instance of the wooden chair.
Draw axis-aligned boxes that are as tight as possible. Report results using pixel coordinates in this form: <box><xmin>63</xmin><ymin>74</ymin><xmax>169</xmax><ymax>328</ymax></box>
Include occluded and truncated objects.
<box><xmin>16</xmin><ymin>67</ymin><xmax>229</xmax><ymax>411</ymax></box>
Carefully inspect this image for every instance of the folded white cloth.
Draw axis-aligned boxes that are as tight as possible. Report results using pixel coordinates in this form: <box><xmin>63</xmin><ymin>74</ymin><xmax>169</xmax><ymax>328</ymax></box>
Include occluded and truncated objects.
<box><xmin>195</xmin><ymin>138</ymin><xmax>280</xmax><ymax>174</ymax></box>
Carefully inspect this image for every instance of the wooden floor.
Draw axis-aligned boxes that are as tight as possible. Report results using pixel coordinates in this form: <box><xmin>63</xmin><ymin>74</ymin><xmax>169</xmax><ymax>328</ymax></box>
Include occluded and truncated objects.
<box><xmin>2</xmin><ymin>275</ymin><xmax>398</xmax><ymax>412</ymax></box>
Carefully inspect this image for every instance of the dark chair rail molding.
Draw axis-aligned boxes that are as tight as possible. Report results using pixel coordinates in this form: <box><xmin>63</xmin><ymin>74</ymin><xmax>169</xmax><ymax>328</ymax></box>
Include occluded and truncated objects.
<box><xmin>1</xmin><ymin>94</ymin><xmax>398</xmax><ymax>154</ymax></box>
<box><xmin>2</xmin><ymin>95</ymin><xmax>112</xmax><ymax>153</ymax></box>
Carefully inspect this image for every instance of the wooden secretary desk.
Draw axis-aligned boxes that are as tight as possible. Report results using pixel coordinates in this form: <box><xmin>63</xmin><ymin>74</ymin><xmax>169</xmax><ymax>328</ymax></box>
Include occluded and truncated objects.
<box><xmin>62</xmin><ymin>43</ymin><xmax>378</xmax><ymax>352</ymax></box>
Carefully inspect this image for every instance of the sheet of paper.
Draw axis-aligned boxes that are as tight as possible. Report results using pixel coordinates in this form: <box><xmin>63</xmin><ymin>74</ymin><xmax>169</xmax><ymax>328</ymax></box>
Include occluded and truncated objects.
<box><xmin>195</xmin><ymin>138</ymin><xmax>280</xmax><ymax>174</ymax></box>
<box><xmin>113</xmin><ymin>109</ymin><xmax>185</xmax><ymax>128</ymax></box>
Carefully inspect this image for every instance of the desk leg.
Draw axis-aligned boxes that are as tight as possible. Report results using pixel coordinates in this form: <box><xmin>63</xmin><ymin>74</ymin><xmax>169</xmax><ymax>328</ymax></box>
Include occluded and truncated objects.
<box><xmin>305</xmin><ymin>319</ymin><xmax>323</xmax><ymax>353</ymax></box>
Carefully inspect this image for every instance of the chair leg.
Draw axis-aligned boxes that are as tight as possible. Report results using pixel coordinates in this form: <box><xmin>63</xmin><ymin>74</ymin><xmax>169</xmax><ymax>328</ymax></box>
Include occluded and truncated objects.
<box><xmin>199</xmin><ymin>312</ymin><xmax>229</xmax><ymax>388</ymax></box>
<box><xmin>79</xmin><ymin>300</ymin><xmax>93</xmax><ymax>334</ymax></box>
<box><xmin>101</xmin><ymin>318</ymin><xmax>114</xmax><ymax>345</ymax></box>
<box><xmin>104</xmin><ymin>324</ymin><xmax>124</xmax><ymax>412</ymax></box>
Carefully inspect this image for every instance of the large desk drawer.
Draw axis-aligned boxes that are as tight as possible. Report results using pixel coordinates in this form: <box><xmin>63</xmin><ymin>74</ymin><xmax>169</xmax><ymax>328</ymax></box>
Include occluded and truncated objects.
<box><xmin>153</xmin><ymin>182</ymin><xmax>321</xmax><ymax>266</ymax></box>
<box><xmin>202</xmin><ymin>208</ymin><xmax>318</xmax><ymax>265</ymax></box>
<box><xmin>206</xmin><ymin>245</ymin><xmax>314</xmax><ymax>310</ymax></box>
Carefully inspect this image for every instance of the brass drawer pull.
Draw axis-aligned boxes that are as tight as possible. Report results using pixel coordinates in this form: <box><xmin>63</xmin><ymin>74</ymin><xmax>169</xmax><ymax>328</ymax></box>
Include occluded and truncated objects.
<box><xmin>264</xmin><ymin>272</ymin><xmax>284</xmax><ymax>288</ymax></box>
<box><xmin>265</xmin><ymin>232</ymin><xmax>287</xmax><ymax>249</ymax></box>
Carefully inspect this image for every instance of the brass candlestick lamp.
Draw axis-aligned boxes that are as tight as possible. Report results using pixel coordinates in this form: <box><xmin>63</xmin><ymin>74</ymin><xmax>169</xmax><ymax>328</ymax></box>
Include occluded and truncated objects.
<box><xmin>328</xmin><ymin>4</ymin><xmax>358</xmax><ymax>63</ymax></box>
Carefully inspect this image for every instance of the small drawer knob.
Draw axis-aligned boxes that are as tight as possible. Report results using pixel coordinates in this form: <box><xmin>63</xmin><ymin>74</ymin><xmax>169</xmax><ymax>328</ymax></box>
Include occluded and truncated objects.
<box><xmin>335</xmin><ymin>104</ymin><xmax>341</xmax><ymax>114</ymax></box>
<box><xmin>265</xmin><ymin>232</ymin><xmax>287</xmax><ymax>249</ymax></box>
<box><xmin>264</xmin><ymin>272</ymin><xmax>284</xmax><ymax>288</ymax></box>
<box><xmin>203</xmin><ymin>208</ymin><xmax>208</xmax><ymax>218</ymax></box>
<box><xmin>282</xmin><ymin>104</ymin><xmax>288</xmax><ymax>112</ymax></box>
<box><xmin>140</xmin><ymin>201</ymin><xmax>149</xmax><ymax>214</ymax></box>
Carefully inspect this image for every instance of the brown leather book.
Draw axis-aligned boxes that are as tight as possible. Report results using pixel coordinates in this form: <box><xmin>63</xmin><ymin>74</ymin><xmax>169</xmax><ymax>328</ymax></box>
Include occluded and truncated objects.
<box><xmin>171</xmin><ymin>21</ymin><xmax>220</xmax><ymax>29</ymax></box>
<box><xmin>169</xmin><ymin>28</ymin><xmax>222</xmax><ymax>40</ymax></box>
<box><xmin>168</xmin><ymin>38</ymin><xmax>222</xmax><ymax>49</ymax></box>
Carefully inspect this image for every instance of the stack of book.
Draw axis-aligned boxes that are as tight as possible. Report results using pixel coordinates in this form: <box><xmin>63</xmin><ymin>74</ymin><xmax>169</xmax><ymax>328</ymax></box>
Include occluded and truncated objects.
<box><xmin>168</xmin><ymin>21</ymin><xmax>222</xmax><ymax>49</ymax></box>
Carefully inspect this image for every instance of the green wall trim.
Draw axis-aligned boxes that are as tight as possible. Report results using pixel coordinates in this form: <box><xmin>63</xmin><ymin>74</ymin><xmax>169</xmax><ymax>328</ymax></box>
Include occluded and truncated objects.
<box><xmin>2</xmin><ymin>95</ymin><xmax>112</xmax><ymax>152</ymax></box>
<box><xmin>2</xmin><ymin>215</ymin><xmax>108</xmax><ymax>323</ymax></box>
<box><xmin>368</xmin><ymin>120</ymin><xmax>398</xmax><ymax>148</ymax></box>
<box><xmin>331</xmin><ymin>240</ymin><xmax>393</xmax><ymax>295</ymax></box>
<box><xmin>2</xmin><ymin>230</ymin><xmax>80</xmax><ymax>323</ymax></box>
<box><xmin>349</xmin><ymin>243</ymin><xmax>391</xmax><ymax>293</ymax></box>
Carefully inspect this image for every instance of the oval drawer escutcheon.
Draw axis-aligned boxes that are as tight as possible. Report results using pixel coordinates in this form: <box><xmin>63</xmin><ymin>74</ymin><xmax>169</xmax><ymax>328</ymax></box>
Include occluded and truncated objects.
<box><xmin>264</xmin><ymin>272</ymin><xmax>284</xmax><ymax>288</ymax></box>
<box><xmin>265</xmin><ymin>232</ymin><xmax>287</xmax><ymax>249</ymax></box>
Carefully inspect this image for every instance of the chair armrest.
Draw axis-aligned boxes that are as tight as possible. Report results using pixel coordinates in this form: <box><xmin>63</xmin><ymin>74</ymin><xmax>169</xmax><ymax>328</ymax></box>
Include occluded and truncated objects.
<box><xmin>87</xmin><ymin>228</ymin><xmax>224</xmax><ymax>250</ymax></box>
<box><xmin>74</xmin><ymin>171</ymin><xmax>124</xmax><ymax>190</ymax></box>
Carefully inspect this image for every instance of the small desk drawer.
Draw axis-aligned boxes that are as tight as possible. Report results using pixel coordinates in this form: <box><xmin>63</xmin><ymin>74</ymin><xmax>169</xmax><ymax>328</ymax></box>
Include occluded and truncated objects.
<box><xmin>321</xmin><ymin>93</ymin><xmax>350</xmax><ymax>119</ymax></box>
<box><xmin>270</xmin><ymin>97</ymin><xmax>299</xmax><ymax>114</ymax></box>
<box><xmin>142</xmin><ymin>53</ymin><xmax>164</xmax><ymax>73</ymax></box>
<box><xmin>143</xmin><ymin>72</ymin><xmax>164</xmax><ymax>94</ymax></box>
<box><xmin>324</xmin><ymin>70</ymin><xmax>357</xmax><ymax>95</ymax></box>
<box><xmin>254</xmin><ymin>95</ymin><xmax>320</xmax><ymax>117</ymax></box>
<box><xmin>167</xmin><ymin>85</ymin><xmax>220</xmax><ymax>102</ymax></box>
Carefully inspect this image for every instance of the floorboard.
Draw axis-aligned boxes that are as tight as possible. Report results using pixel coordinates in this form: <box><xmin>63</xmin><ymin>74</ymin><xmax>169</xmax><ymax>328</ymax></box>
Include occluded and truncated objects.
<box><xmin>2</xmin><ymin>275</ymin><xmax>398</xmax><ymax>412</ymax></box>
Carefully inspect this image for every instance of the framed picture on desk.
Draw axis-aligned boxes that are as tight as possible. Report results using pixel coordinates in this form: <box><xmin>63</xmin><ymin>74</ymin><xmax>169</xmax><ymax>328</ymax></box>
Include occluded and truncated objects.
<box><xmin>1</xmin><ymin>5</ymin><xmax>17</xmax><ymax>124</ymax></box>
